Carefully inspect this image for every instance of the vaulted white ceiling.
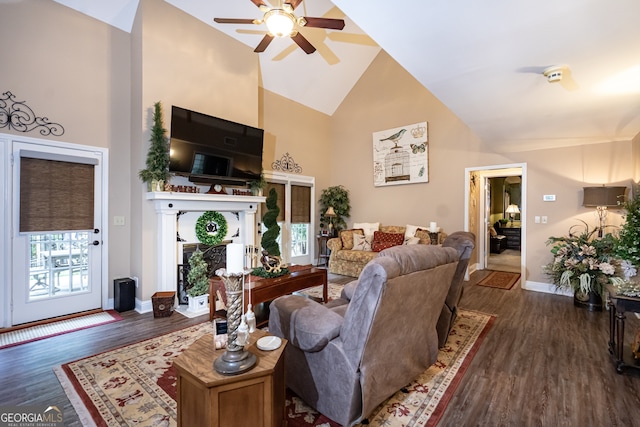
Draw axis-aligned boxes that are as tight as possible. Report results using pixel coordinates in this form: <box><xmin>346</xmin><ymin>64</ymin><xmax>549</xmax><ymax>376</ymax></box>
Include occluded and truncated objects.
<box><xmin>53</xmin><ymin>0</ymin><xmax>640</xmax><ymax>151</ymax></box>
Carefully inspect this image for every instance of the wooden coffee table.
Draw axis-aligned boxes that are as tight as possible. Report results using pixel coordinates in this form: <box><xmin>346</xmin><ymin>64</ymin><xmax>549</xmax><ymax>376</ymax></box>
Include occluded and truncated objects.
<box><xmin>209</xmin><ymin>265</ymin><xmax>328</xmax><ymax>322</ymax></box>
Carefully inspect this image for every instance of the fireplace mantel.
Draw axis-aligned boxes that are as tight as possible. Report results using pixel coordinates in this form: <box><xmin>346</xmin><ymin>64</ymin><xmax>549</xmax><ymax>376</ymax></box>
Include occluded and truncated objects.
<box><xmin>146</xmin><ymin>192</ymin><xmax>265</xmax><ymax>292</ymax></box>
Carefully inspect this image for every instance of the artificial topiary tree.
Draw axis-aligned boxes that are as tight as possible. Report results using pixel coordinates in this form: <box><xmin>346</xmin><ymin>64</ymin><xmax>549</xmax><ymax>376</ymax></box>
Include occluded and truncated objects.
<box><xmin>187</xmin><ymin>248</ymin><xmax>209</xmax><ymax>297</ymax></box>
<box><xmin>616</xmin><ymin>185</ymin><xmax>640</xmax><ymax>276</ymax></box>
<box><xmin>261</xmin><ymin>187</ymin><xmax>281</xmax><ymax>257</ymax></box>
<box><xmin>252</xmin><ymin>187</ymin><xmax>288</xmax><ymax>278</ymax></box>
<box><xmin>139</xmin><ymin>101</ymin><xmax>170</xmax><ymax>187</ymax></box>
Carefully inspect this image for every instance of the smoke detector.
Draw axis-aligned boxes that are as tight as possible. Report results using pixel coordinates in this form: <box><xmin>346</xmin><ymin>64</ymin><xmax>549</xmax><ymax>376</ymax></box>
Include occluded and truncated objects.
<box><xmin>543</xmin><ymin>66</ymin><xmax>565</xmax><ymax>83</ymax></box>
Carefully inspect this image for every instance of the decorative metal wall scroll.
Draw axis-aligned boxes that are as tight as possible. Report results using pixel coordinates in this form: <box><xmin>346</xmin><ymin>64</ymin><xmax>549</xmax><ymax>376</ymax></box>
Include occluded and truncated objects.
<box><xmin>0</xmin><ymin>91</ymin><xmax>65</xmax><ymax>136</ymax></box>
<box><xmin>272</xmin><ymin>152</ymin><xmax>302</xmax><ymax>174</ymax></box>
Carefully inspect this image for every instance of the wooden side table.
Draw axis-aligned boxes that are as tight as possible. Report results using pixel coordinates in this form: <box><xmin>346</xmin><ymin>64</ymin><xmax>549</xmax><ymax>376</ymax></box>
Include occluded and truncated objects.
<box><xmin>606</xmin><ymin>283</ymin><xmax>640</xmax><ymax>374</ymax></box>
<box><xmin>173</xmin><ymin>330</ymin><xmax>286</xmax><ymax>426</ymax></box>
<box><xmin>317</xmin><ymin>235</ymin><xmax>330</xmax><ymax>267</ymax></box>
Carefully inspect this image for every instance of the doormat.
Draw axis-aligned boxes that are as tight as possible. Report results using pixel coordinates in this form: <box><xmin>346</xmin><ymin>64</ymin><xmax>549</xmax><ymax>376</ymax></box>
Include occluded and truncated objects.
<box><xmin>53</xmin><ymin>310</ymin><xmax>494</xmax><ymax>426</ymax></box>
<box><xmin>0</xmin><ymin>310</ymin><xmax>122</xmax><ymax>350</ymax></box>
<box><xmin>477</xmin><ymin>270</ymin><xmax>521</xmax><ymax>290</ymax></box>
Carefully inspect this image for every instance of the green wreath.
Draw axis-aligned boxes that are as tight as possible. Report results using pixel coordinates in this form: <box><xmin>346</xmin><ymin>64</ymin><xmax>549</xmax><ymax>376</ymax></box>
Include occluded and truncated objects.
<box><xmin>195</xmin><ymin>211</ymin><xmax>228</xmax><ymax>246</ymax></box>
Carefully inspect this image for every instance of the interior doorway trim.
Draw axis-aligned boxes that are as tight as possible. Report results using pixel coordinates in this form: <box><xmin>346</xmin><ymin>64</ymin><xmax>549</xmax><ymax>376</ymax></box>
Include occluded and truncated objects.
<box><xmin>465</xmin><ymin>163</ymin><xmax>527</xmax><ymax>284</ymax></box>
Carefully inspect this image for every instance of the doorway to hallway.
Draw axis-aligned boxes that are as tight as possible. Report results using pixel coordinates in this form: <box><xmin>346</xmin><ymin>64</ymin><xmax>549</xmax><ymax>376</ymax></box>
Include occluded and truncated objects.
<box><xmin>465</xmin><ymin>164</ymin><xmax>526</xmax><ymax>280</ymax></box>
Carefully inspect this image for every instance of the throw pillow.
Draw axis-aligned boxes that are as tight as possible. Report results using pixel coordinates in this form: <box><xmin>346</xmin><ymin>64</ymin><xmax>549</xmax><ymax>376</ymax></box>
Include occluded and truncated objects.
<box><xmin>489</xmin><ymin>226</ymin><xmax>498</xmax><ymax>237</ymax></box>
<box><xmin>414</xmin><ymin>229</ymin><xmax>432</xmax><ymax>245</ymax></box>
<box><xmin>352</xmin><ymin>233</ymin><xmax>372</xmax><ymax>251</ymax></box>
<box><xmin>404</xmin><ymin>236</ymin><xmax>420</xmax><ymax>245</ymax></box>
<box><xmin>404</xmin><ymin>224</ymin><xmax>428</xmax><ymax>239</ymax></box>
<box><xmin>353</xmin><ymin>222</ymin><xmax>380</xmax><ymax>237</ymax></box>
<box><xmin>372</xmin><ymin>231</ymin><xmax>404</xmax><ymax>252</ymax></box>
<box><xmin>339</xmin><ymin>229</ymin><xmax>364</xmax><ymax>250</ymax></box>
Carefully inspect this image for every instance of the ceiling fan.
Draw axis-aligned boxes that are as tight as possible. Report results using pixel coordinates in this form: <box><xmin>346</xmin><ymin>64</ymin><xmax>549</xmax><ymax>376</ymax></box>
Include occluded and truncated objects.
<box><xmin>213</xmin><ymin>0</ymin><xmax>346</xmax><ymax>54</ymax></box>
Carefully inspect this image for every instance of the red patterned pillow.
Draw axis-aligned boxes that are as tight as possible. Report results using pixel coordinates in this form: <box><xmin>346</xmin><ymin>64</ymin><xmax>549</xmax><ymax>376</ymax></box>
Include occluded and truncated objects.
<box><xmin>371</xmin><ymin>231</ymin><xmax>404</xmax><ymax>252</ymax></box>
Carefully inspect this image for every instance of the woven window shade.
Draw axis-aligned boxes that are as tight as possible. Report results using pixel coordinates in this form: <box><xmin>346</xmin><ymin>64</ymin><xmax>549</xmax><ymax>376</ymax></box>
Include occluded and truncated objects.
<box><xmin>20</xmin><ymin>157</ymin><xmax>95</xmax><ymax>232</ymax></box>
<box><xmin>291</xmin><ymin>185</ymin><xmax>311</xmax><ymax>223</ymax></box>
<box><xmin>263</xmin><ymin>182</ymin><xmax>285</xmax><ymax>223</ymax></box>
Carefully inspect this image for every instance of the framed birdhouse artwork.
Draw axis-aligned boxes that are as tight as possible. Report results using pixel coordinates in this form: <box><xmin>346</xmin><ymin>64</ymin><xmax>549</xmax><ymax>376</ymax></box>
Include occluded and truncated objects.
<box><xmin>372</xmin><ymin>122</ymin><xmax>428</xmax><ymax>187</ymax></box>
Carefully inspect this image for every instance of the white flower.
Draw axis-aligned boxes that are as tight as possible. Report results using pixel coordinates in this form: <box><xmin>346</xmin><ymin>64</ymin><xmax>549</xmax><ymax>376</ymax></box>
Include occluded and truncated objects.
<box><xmin>599</xmin><ymin>262</ymin><xmax>615</xmax><ymax>275</ymax></box>
<box><xmin>621</xmin><ymin>260</ymin><xmax>638</xmax><ymax>281</ymax></box>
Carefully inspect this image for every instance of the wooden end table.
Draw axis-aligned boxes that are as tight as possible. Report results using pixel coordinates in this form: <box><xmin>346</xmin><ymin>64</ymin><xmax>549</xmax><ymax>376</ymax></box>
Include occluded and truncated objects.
<box><xmin>606</xmin><ymin>283</ymin><xmax>640</xmax><ymax>374</ymax></box>
<box><xmin>209</xmin><ymin>265</ymin><xmax>328</xmax><ymax>323</ymax></box>
<box><xmin>173</xmin><ymin>329</ymin><xmax>286</xmax><ymax>427</ymax></box>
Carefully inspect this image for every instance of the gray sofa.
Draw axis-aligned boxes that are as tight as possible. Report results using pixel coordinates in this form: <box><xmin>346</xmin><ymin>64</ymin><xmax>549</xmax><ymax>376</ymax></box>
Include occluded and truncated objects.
<box><xmin>437</xmin><ymin>231</ymin><xmax>475</xmax><ymax>347</ymax></box>
<box><xmin>268</xmin><ymin>243</ymin><xmax>460</xmax><ymax>426</ymax></box>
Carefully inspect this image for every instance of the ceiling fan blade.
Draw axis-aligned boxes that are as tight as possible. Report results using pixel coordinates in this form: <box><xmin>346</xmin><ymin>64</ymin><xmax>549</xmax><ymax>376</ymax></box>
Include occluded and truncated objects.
<box><xmin>302</xmin><ymin>17</ymin><xmax>345</xmax><ymax>30</ymax></box>
<box><xmin>291</xmin><ymin>32</ymin><xmax>316</xmax><ymax>54</ymax></box>
<box><xmin>250</xmin><ymin>0</ymin><xmax>268</xmax><ymax>8</ymax></box>
<box><xmin>214</xmin><ymin>18</ymin><xmax>258</xmax><ymax>25</ymax></box>
<box><xmin>286</xmin><ymin>0</ymin><xmax>303</xmax><ymax>10</ymax></box>
<box><xmin>254</xmin><ymin>34</ymin><xmax>274</xmax><ymax>53</ymax></box>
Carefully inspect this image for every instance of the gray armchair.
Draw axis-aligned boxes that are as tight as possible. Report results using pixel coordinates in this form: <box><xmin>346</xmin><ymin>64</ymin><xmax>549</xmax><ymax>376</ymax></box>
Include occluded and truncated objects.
<box><xmin>268</xmin><ymin>244</ymin><xmax>459</xmax><ymax>426</ymax></box>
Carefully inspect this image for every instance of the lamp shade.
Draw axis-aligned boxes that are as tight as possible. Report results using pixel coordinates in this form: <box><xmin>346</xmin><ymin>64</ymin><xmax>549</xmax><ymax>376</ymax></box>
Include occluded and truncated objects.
<box><xmin>506</xmin><ymin>204</ymin><xmax>520</xmax><ymax>214</ymax></box>
<box><xmin>583</xmin><ymin>186</ymin><xmax>626</xmax><ymax>207</ymax></box>
<box><xmin>325</xmin><ymin>206</ymin><xmax>336</xmax><ymax>217</ymax></box>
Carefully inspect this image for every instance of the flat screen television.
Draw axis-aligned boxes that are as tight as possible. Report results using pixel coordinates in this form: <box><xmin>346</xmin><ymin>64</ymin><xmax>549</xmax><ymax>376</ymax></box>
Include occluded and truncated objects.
<box><xmin>169</xmin><ymin>106</ymin><xmax>264</xmax><ymax>187</ymax></box>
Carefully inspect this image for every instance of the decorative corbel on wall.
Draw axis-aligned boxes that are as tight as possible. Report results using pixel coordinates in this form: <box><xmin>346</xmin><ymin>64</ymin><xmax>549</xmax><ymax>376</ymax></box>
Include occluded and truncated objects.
<box><xmin>0</xmin><ymin>91</ymin><xmax>65</xmax><ymax>136</ymax></box>
<box><xmin>272</xmin><ymin>152</ymin><xmax>302</xmax><ymax>174</ymax></box>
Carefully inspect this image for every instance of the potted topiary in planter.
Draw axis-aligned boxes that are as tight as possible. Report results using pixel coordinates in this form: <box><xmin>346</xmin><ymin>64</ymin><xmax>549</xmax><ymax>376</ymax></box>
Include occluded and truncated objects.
<box><xmin>253</xmin><ymin>188</ymin><xmax>289</xmax><ymax>278</ymax></box>
<box><xmin>319</xmin><ymin>185</ymin><xmax>351</xmax><ymax>235</ymax></box>
<box><xmin>139</xmin><ymin>101</ymin><xmax>170</xmax><ymax>192</ymax></box>
<box><xmin>186</xmin><ymin>247</ymin><xmax>210</xmax><ymax>313</ymax></box>
<box><xmin>248</xmin><ymin>173</ymin><xmax>266</xmax><ymax>196</ymax></box>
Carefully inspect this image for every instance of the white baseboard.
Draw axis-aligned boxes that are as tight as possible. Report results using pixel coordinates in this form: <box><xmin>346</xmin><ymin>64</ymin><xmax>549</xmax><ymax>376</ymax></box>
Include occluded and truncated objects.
<box><xmin>522</xmin><ymin>280</ymin><xmax>572</xmax><ymax>297</ymax></box>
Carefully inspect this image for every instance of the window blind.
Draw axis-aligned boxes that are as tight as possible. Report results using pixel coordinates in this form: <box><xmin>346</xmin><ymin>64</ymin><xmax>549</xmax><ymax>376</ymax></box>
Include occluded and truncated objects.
<box><xmin>291</xmin><ymin>185</ymin><xmax>311</xmax><ymax>223</ymax></box>
<box><xmin>263</xmin><ymin>182</ymin><xmax>285</xmax><ymax>223</ymax></box>
<box><xmin>20</xmin><ymin>157</ymin><xmax>95</xmax><ymax>232</ymax></box>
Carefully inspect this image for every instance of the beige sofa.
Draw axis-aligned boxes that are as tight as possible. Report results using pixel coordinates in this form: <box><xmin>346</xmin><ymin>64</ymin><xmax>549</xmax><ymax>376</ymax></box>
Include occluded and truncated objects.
<box><xmin>327</xmin><ymin>224</ymin><xmax>447</xmax><ymax>277</ymax></box>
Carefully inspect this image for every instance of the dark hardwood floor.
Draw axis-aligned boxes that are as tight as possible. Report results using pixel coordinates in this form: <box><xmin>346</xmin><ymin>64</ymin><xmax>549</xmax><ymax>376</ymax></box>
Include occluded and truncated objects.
<box><xmin>1</xmin><ymin>269</ymin><xmax>639</xmax><ymax>426</ymax></box>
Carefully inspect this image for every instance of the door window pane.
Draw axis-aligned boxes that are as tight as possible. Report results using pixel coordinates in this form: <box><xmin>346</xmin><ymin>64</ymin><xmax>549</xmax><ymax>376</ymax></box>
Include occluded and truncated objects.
<box><xmin>291</xmin><ymin>223</ymin><xmax>309</xmax><ymax>256</ymax></box>
<box><xmin>29</xmin><ymin>232</ymin><xmax>90</xmax><ymax>300</ymax></box>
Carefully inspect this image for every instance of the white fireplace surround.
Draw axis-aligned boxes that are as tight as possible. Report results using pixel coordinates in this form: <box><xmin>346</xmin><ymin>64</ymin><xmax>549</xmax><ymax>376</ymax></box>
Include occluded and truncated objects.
<box><xmin>146</xmin><ymin>192</ymin><xmax>265</xmax><ymax>293</ymax></box>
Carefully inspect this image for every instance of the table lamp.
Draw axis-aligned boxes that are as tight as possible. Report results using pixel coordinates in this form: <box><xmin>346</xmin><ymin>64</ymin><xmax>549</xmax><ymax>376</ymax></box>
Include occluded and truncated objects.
<box><xmin>505</xmin><ymin>204</ymin><xmax>520</xmax><ymax>227</ymax></box>
<box><xmin>583</xmin><ymin>186</ymin><xmax>626</xmax><ymax>237</ymax></box>
<box><xmin>325</xmin><ymin>206</ymin><xmax>336</xmax><ymax>236</ymax></box>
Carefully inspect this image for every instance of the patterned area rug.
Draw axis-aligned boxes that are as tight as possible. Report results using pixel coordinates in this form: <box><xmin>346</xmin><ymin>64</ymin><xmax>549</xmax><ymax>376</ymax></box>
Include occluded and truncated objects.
<box><xmin>0</xmin><ymin>310</ymin><xmax>122</xmax><ymax>350</ymax></box>
<box><xmin>54</xmin><ymin>287</ymin><xmax>494</xmax><ymax>427</ymax></box>
<box><xmin>477</xmin><ymin>270</ymin><xmax>521</xmax><ymax>290</ymax></box>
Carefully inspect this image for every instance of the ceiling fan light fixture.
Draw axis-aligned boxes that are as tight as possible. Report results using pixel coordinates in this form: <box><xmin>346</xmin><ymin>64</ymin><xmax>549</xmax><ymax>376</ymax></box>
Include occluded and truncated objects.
<box><xmin>264</xmin><ymin>9</ymin><xmax>295</xmax><ymax>37</ymax></box>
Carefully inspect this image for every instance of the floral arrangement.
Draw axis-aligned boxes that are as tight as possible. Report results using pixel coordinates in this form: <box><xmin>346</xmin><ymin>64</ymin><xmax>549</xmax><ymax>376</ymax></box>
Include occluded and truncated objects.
<box><xmin>544</xmin><ymin>220</ymin><xmax>624</xmax><ymax>298</ymax></box>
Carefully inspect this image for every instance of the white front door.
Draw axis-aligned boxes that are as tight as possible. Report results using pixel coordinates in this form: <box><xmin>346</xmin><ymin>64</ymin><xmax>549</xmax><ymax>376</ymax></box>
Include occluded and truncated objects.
<box><xmin>11</xmin><ymin>141</ymin><xmax>104</xmax><ymax>325</ymax></box>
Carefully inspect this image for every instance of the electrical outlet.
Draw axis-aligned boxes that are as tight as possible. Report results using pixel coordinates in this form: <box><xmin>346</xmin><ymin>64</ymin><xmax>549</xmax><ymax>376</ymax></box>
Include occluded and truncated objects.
<box><xmin>114</xmin><ymin>216</ymin><xmax>125</xmax><ymax>226</ymax></box>
<box><xmin>542</xmin><ymin>216</ymin><xmax>548</xmax><ymax>224</ymax></box>
<box><xmin>132</xmin><ymin>276</ymin><xmax>139</xmax><ymax>288</ymax></box>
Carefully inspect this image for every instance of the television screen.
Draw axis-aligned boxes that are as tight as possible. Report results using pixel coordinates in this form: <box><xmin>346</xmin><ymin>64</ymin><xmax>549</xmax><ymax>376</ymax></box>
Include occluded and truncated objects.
<box><xmin>169</xmin><ymin>106</ymin><xmax>263</xmax><ymax>185</ymax></box>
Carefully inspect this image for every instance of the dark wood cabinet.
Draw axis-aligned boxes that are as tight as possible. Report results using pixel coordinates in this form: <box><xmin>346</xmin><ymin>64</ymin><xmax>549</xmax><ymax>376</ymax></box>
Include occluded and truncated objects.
<box><xmin>497</xmin><ymin>227</ymin><xmax>521</xmax><ymax>250</ymax></box>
